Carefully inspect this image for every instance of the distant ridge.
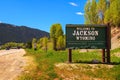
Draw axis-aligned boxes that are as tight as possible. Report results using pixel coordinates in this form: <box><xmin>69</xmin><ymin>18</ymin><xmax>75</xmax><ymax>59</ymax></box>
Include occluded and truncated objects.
<box><xmin>0</xmin><ymin>23</ymin><xmax>49</xmax><ymax>45</ymax></box>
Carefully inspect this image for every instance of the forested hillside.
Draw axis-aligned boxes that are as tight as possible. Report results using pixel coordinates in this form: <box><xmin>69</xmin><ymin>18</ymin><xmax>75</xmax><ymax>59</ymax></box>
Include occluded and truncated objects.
<box><xmin>0</xmin><ymin>23</ymin><xmax>49</xmax><ymax>45</ymax></box>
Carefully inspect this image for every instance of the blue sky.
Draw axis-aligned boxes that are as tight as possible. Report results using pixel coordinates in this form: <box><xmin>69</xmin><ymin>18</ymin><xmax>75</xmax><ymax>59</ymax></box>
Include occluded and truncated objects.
<box><xmin>0</xmin><ymin>0</ymin><xmax>87</xmax><ymax>32</ymax></box>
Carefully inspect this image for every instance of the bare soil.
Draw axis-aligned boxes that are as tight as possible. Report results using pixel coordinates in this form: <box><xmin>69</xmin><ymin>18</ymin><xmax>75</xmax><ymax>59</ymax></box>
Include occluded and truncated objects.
<box><xmin>111</xmin><ymin>27</ymin><xmax>120</xmax><ymax>49</ymax></box>
<box><xmin>0</xmin><ymin>49</ymin><xmax>27</xmax><ymax>80</ymax></box>
<box><xmin>55</xmin><ymin>63</ymin><xmax>113</xmax><ymax>80</ymax></box>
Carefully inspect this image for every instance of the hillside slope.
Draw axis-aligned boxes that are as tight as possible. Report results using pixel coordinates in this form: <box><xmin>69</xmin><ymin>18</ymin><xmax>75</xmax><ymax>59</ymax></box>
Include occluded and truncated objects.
<box><xmin>0</xmin><ymin>23</ymin><xmax>49</xmax><ymax>45</ymax></box>
<box><xmin>111</xmin><ymin>27</ymin><xmax>120</xmax><ymax>49</ymax></box>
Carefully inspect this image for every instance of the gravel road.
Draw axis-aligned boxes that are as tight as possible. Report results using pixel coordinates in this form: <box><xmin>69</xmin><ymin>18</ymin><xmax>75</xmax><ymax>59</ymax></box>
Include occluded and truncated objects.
<box><xmin>0</xmin><ymin>49</ymin><xmax>27</xmax><ymax>80</ymax></box>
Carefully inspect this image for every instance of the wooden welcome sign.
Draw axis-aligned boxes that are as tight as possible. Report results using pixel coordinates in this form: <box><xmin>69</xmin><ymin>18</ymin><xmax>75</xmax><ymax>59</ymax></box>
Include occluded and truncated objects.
<box><xmin>66</xmin><ymin>24</ymin><xmax>111</xmax><ymax>63</ymax></box>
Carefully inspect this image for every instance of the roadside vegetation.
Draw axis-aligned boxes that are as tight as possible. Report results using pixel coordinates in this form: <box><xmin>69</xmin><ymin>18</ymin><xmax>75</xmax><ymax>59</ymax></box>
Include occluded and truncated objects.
<box><xmin>0</xmin><ymin>42</ymin><xmax>24</xmax><ymax>49</ymax></box>
<box><xmin>17</xmin><ymin>48</ymin><xmax>120</xmax><ymax>80</ymax></box>
<box><xmin>17</xmin><ymin>17</ymin><xmax>120</xmax><ymax>79</ymax></box>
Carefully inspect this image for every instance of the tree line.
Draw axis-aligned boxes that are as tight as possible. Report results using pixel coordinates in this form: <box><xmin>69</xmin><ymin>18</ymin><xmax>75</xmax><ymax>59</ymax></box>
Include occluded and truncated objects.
<box><xmin>0</xmin><ymin>23</ymin><xmax>65</xmax><ymax>51</ymax></box>
<box><xmin>85</xmin><ymin>0</ymin><xmax>120</xmax><ymax>27</ymax></box>
<box><xmin>0</xmin><ymin>42</ymin><xmax>24</xmax><ymax>49</ymax></box>
<box><xmin>31</xmin><ymin>23</ymin><xmax>65</xmax><ymax>51</ymax></box>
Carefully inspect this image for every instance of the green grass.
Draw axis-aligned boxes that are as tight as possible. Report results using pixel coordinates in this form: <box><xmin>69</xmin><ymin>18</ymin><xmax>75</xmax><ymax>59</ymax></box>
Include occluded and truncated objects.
<box><xmin>72</xmin><ymin>50</ymin><xmax>101</xmax><ymax>63</ymax></box>
<box><xmin>111</xmin><ymin>48</ymin><xmax>120</xmax><ymax>54</ymax></box>
<box><xmin>19</xmin><ymin>49</ymin><xmax>67</xmax><ymax>80</ymax></box>
<box><xmin>111</xmin><ymin>48</ymin><xmax>120</xmax><ymax>63</ymax></box>
<box><xmin>18</xmin><ymin>48</ymin><xmax>120</xmax><ymax>80</ymax></box>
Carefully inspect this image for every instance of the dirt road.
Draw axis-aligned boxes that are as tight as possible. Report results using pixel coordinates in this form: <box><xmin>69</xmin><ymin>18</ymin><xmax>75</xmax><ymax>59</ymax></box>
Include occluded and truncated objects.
<box><xmin>0</xmin><ymin>49</ymin><xmax>27</xmax><ymax>80</ymax></box>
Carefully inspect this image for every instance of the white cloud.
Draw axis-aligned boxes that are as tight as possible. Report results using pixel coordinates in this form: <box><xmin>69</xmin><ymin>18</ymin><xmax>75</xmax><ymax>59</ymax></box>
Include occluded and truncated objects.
<box><xmin>69</xmin><ymin>2</ymin><xmax>78</xmax><ymax>7</ymax></box>
<box><xmin>76</xmin><ymin>12</ymin><xmax>84</xmax><ymax>16</ymax></box>
<box><xmin>87</xmin><ymin>0</ymin><xmax>92</xmax><ymax>3</ymax></box>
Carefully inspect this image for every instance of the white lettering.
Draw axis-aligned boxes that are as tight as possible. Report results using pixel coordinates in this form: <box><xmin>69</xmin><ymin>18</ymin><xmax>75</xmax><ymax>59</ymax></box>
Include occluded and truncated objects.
<box><xmin>72</xmin><ymin>30</ymin><xmax>76</xmax><ymax>36</ymax></box>
<box><xmin>76</xmin><ymin>31</ymin><xmax>79</xmax><ymax>35</ymax></box>
<box><xmin>73</xmin><ymin>30</ymin><xmax>99</xmax><ymax>36</ymax></box>
<box><xmin>80</xmin><ymin>31</ymin><xmax>83</xmax><ymax>35</ymax></box>
<box><xmin>84</xmin><ymin>31</ymin><xmax>87</xmax><ymax>35</ymax></box>
<box><xmin>76</xmin><ymin>36</ymin><xmax>95</xmax><ymax>40</ymax></box>
<box><xmin>76</xmin><ymin>37</ymin><xmax>79</xmax><ymax>40</ymax></box>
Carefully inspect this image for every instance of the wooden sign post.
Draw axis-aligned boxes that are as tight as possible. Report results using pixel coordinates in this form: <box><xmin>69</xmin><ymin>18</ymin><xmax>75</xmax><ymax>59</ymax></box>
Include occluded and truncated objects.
<box><xmin>68</xmin><ymin>49</ymin><xmax>72</xmax><ymax>63</ymax></box>
<box><xmin>102</xmin><ymin>24</ymin><xmax>111</xmax><ymax>63</ymax></box>
<box><xmin>102</xmin><ymin>49</ymin><xmax>105</xmax><ymax>63</ymax></box>
<box><xmin>106</xmin><ymin>23</ymin><xmax>111</xmax><ymax>63</ymax></box>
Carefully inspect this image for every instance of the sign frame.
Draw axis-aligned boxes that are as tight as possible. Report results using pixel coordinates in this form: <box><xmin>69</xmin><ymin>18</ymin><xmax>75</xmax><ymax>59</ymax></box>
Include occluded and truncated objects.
<box><xmin>66</xmin><ymin>24</ymin><xmax>111</xmax><ymax>49</ymax></box>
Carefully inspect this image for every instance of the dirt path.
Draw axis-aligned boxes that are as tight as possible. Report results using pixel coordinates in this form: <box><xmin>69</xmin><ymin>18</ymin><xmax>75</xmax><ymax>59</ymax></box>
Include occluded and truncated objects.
<box><xmin>0</xmin><ymin>49</ymin><xmax>27</xmax><ymax>80</ymax></box>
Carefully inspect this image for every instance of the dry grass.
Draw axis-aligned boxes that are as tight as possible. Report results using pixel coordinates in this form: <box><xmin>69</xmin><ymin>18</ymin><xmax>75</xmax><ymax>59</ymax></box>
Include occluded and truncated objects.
<box><xmin>17</xmin><ymin>53</ymin><xmax>38</xmax><ymax>80</ymax></box>
<box><xmin>55</xmin><ymin>63</ymin><xmax>114</xmax><ymax>80</ymax></box>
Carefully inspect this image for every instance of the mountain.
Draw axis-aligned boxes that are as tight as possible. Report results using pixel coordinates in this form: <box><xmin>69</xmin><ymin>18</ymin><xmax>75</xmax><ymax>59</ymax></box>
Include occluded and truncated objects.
<box><xmin>0</xmin><ymin>23</ymin><xmax>49</xmax><ymax>45</ymax></box>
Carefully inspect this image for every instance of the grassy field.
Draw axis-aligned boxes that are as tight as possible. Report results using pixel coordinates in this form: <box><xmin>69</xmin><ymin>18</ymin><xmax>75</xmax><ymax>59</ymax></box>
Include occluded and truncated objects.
<box><xmin>18</xmin><ymin>48</ymin><xmax>120</xmax><ymax>80</ymax></box>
